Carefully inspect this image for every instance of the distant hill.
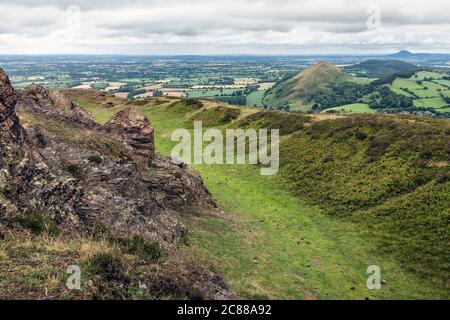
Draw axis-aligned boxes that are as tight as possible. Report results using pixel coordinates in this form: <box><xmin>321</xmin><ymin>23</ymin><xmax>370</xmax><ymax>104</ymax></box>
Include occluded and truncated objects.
<box><xmin>263</xmin><ymin>62</ymin><xmax>346</xmax><ymax>110</ymax></box>
<box><xmin>345</xmin><ymin>59</ymin><xmax>421</xmax><ymax>78</ymax></box>
<box><xmin>389</xmin><ymin>50</ymin><xmax>416</xmax><ymax>59</ymax></box>
<box><xmin>387</xmin><ymin>50</ymin><xmax>450</xmax><ymax>61</ymax></box>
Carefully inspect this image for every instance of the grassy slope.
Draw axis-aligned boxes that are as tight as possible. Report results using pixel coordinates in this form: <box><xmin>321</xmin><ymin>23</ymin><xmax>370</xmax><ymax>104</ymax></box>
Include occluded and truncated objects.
<box><xmin>74</xmin><ymin>95</ymin><xmax>449</xmax><ymax>299</ymax></box>
<box><xmin>281</xmin><ymin>115</ymin><xmax>449</xmax><ymax>286</ymax></box>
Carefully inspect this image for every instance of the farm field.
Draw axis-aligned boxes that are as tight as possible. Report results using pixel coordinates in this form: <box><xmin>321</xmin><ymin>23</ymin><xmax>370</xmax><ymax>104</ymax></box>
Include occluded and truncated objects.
<box><xmin>246</xmin><ymin>90</ymin><xmax>266</xmax><ymax>107</ymax></box>
<box><xmin>388</xmin><ymin>72</ymin><xmax>450</xmax><ymax>111</ymax></box>
<box><xmin>411</xmin><ymin>71</ymin><xmax>446</xmax><ymax>80</ymax></box>
<box><xmin>413</xmin><ymin>97</ymin><xmax>448</xmax><ymax>109</ymax></box>
<box><xmin>323</xmin><ymin>103</ymin><xmax>375</xmax><ymax>113</ymax></box>
<box><xmin>186</xmin><ymin>88</ymin><xmax>238</xmax><ymax>98</ymax></box>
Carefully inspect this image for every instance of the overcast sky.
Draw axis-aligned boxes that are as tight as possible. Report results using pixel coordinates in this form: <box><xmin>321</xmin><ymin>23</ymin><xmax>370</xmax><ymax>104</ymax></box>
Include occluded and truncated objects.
<box><xmin>1</xmin><ymin>0</ymin><xmax>449</xmax><ymax>55</ymax></box>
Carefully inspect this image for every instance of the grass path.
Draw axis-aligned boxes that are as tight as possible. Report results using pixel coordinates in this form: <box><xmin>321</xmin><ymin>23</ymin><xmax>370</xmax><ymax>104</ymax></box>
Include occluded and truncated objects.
<box><xmin>83</xmin><ymin>100</ymin><xmax>447</xmax><ymax>299</ymax></box>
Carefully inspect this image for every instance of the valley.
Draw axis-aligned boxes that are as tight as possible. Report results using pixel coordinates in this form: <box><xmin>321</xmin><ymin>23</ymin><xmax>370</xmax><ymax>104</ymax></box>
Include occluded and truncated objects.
<box><xmin>65</xmin><ymin>90</ymin><xmax>449</xmax><ymax>299</ymax></box>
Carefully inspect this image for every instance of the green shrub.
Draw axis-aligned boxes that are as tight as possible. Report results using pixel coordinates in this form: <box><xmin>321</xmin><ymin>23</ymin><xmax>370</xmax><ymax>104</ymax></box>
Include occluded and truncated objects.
<box><xmin>234</xmin><ymin>111</ymin><xmax>310</xmax><ymax>135</ymax></box>
<box><xmin>437</xmin><ymin>172</ymin><xmax>449</xmax><ymax>184</ymax></box>
<box><xmin>15</xmin><ymin>211</ymin><xmax>58</xmax><ymax>236</ymax></box>
<box><xmin>34</xmin><ymin>133</ymin><xmax>46</xmax><ymax>148</ymax></box>
<box><xmin>65</xmin><ymin>164</ymin><xmax>85</xmax><ymax>180</ymax></box>
<box><xmin>87</xmin><ymin>155</ymin><xmax>102</xmax><ymax>164</ymax></box>
<box><xmin>87</xmin><ymin>253</ymin><xmax>125</xmax><ymax>281</ymax></box>
<box><xmin>280</xmin><ymin>114</ymin><xmax>450</xmax><ymax>284</ymax></box>
<box><xmin>118</xmin><ymin>236</ymin><xmax>163</xmax><ymax>263</ymax></box>
<box><xmin>189</xmin><ymin>106</ymin><xmax>240</xmax><ymax>127</ymax></box>
<box><xmin>181</xmin><ymin>98</ymin><xmax>203</xmax><ymax>109</ymax></box>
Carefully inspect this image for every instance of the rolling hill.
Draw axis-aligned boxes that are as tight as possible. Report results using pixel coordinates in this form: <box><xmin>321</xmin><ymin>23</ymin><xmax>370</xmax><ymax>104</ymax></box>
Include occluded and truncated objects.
<box><xmin>345</xmin><ymin>59</ymin><xmax>421</xmax><ymax>78</ymax></box>
<box><xmin>263</xmin><ymin>62</ymin><xmax>347</xmax><ymax>111</ymax></box>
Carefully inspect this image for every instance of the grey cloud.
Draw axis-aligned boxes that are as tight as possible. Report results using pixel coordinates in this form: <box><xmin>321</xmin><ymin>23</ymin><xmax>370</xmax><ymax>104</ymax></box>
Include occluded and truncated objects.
<box><xmin>0</xmin><ymin>0</ymin><xmax>450</xmax><ymax>54</ymax></box>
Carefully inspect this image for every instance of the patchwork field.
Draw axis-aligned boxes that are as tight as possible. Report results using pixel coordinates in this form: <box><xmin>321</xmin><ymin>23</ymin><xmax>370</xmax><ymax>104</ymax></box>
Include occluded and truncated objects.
<box><xmin>389</xmin><ymin>72</ymin><xmax>450</xmax><ymax>112</ymax></box>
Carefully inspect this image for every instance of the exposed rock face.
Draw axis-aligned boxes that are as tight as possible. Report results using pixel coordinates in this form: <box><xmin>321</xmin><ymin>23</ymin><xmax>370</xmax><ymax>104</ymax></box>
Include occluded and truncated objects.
<box><xmin>18</xmin><ymin>84</ymin><xmax>97</xmax><ymax>127</ymax></box>
<box><xmin>144</xmin><ymin>155</ymin><xmax>216</xmax><ymax>209</ymax></box>
<box><xmin>0</xmin><ymin>69</ymin><xmax>23</xmax><ymax>141</ymax></box>
<box><xmin>103</xmin><ymin>107</ymin><xmax>155</xmax><ymax>162</ymax></box>
<box><xmin>0</xmin><ymin>69</ymin><xmax>230</xmax><ymax>299</ymax></box>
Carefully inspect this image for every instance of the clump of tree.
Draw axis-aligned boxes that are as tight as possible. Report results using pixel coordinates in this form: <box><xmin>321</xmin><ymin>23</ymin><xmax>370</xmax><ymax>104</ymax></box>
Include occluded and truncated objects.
<box><xmin>371</xmin><ymin>70</ymin><xmax>417</xmax><ymax>86</ymax></box>
<box><xmin>368</xmin><ymin>87</ymin><xmax>414</xmax><ymax>110</ymax></box>
<box><xmin>311</xmin><ymin>82</ymin><xmax>373</xmax><ymax>110</ymax></box>
<box><xmin>181</xmin><ymin>98</ymin><xmax>204</xmax><ymax>109</ymax></box>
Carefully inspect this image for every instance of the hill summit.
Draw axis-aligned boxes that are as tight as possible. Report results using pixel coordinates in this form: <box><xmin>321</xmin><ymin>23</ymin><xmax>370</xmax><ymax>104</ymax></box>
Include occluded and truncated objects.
<box><xmin>263</xmin><ymin>62</ymin><xmax>344</xmax><ymax>110</ymax></box>
<box><xmin>291</xmin><ymin>62</ymin><xmax>342</xmax><ymax>91</ymax></box>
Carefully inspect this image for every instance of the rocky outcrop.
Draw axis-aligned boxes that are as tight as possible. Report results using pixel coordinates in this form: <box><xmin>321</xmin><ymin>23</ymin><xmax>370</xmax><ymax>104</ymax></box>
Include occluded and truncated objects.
<box><xmin>145</xmin><ymin>155</ymin><xmax>216</xmax><ymax>209</ymax></box>
<box><xmin>103</xmin><ymin>107</ymin><xmax>155</xmax><ymax>162</ymax></box>
<box><xmin>0</xmin><ymin>69</ymin><xmax>229</xmax><ymax>299</ymax></box>
<box><xmin>18</xmin><ymin>83</ymin><xmax>97</xmax><ymax>127</ymax></box>
<box><xmin>0</xmin><ymin>69</ymin><xmax>23</xmax><ymax>141</ymax></box>
<box><xmin>1</xmin><ymin>76</ymin><xmax>215</xmax><ymax>247</ymax></box>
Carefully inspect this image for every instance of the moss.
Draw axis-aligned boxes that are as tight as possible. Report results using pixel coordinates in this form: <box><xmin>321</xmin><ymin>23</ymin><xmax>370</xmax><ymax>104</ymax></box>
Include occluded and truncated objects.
<box><xmin>19</xmin><ymin>112</ymin><xmax>129</xmax><ymax>159</ymax></box>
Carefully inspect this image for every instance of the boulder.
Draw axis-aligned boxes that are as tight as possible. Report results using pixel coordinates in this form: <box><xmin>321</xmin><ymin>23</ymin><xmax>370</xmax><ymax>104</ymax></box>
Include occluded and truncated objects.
<box><xmin>103</xmin><ymin>107</ymin><xmax>155</xmax><ymax>162</ymax></box>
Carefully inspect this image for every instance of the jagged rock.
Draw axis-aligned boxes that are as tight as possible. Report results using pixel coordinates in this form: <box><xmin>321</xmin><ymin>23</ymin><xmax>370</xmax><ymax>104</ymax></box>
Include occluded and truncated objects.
<box><xmin>0</xmin><ymin>69</ymin><xmax>230</xmax><ymax>299</ymax></box>
<box><xmin>0</xmin><ymin>69</ymin><xmax>23</xmax><ymax>141</ymax></box>
<box><xmin>1</xmin><ymin>71</ymin><xmax>214</xmax><ymax>244</ymax></box>
<box><xmin>103</xmin><ymin>107</ymin><xmax>155</xmax><ymax>162</ymax></box>
<box><xmin>17</xmin><ymin>83</ymin><xmax>97</xmax><ymax>127</ymax></box>
<box><xmin>145</xmin><ymin>155</ymin><xmax>216</xmax><ymax>209</ymax></box>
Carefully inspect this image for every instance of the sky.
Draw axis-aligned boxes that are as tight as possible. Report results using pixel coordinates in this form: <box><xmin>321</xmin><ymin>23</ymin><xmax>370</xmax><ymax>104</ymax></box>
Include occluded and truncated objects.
<box><xmin>1</xmin><ymin>0</ymin><xmax>450</xmax><ymax>55</ymax></box>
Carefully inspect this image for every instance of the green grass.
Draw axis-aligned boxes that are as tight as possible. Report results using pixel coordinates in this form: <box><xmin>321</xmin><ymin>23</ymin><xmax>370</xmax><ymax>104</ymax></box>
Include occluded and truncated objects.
<box><xmin>70</xmin><ymin>97</ymin><xmax>126</xmax><ymax>124</ymax></box>
<box><xmin>389</xmin><ymin>87</ymin><xmax>414</xmax><ymax>97</ymax></box>
<box><xmin>347</xmin><ymin>77</ymin><xmax>377</xmax><ymax>85</ymax></box>
<box><xmin>246</xmin><ymin>90</ymin><xmax>266</xmax><ymax>107</ymax></box>
<box><xmin>435</xmin><ymin>79</ymin><xmax>450</xmax><ymax>87</ymax></box>
<box><xmin>323</xmin><ymin>103</ymin><xmax>376</xmax><ymax>114</ymax></box>
<box><xmin>391</xmin><ymin>78</ymin><xmax>423</xmax><ymax>90</ymax></box>
<box><xmin>82</xmin><ymin>100</ymin><xmax>449</xmax><ymax>299</ymax></box>
<box><xmin>187</xmin><ymin>89</ymin><xmax>237</xmax><ymax>99</ymax></box>
<box><xmin>389</xmin><ymin>73</ymin><xmax>450</xmax><ymax>109</ymax></box>
<box><xmin>410</xmin><ymin>71</ymin><xmax>445</xmax><ymax>81</ymax></box>
<box><xmin>413</xmin><ymin>97</ymin><xmax>448</xmax><ymax>109</ymax></box>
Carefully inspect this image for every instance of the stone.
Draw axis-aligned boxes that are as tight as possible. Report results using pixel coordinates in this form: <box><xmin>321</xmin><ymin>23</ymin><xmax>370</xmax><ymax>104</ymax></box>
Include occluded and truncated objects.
<box><xmin>0</xmin><ymin>68</ymin><xmax>23</xmax><ymax>141</ymax></box>
<box><xmin>103</xmin><ymin>107</ymin><xmax>155</xmax><ymax>162</ymax></box>
<box><xmin>17</xmin><ymin>83</ymin><xmax>97</xmax><ymax>126</ymax></box>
